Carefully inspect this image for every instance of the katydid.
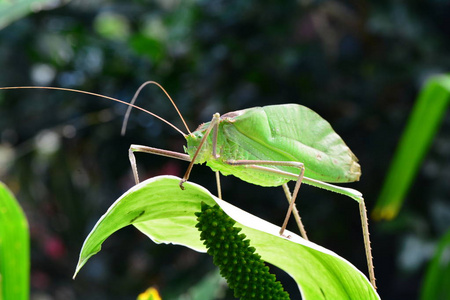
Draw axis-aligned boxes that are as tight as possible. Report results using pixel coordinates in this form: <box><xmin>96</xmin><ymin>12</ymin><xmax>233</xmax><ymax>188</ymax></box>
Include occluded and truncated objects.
<box><xmin>123</xmin><ymin>82</ymin><xmax>375</xmax><ymax>288</ymax></box>
<box><xmin>0</xmin><ymin>82</ymin><xmax>376</xmax><ymax>288</ymax></box>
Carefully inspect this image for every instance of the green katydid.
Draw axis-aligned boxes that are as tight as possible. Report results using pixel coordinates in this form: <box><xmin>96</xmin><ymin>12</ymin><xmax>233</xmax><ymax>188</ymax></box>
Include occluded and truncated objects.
<box><xmin>0</xmin><ymin>82</ymin><xmax>376</xmax><ymax>288</ymax></box>
<box><xmin>122</xmin><ymin>81</ymin><xmax>375</xmax><ymax>288</ymax></box>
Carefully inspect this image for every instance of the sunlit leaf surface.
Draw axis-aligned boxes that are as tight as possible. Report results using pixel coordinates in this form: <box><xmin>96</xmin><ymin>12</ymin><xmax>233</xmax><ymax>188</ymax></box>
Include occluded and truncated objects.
<box><xmin>75</xmin><ymin>175</ymin><xmax>379</xmax><ymax>299</ymax></box>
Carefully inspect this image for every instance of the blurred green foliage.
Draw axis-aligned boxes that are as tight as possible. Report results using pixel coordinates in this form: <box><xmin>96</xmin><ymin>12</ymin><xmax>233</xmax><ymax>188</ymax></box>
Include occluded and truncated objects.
<box><xmin>420</xmin><ymin>228</ymin><xmax>450</xmax><ymax>300</ymax></box>
<box><xmin>374</xmin><ymin>75</ymin><xmax>450</xmax><ymax>220</ymax></box>
<box><xmin>0</xmin><ymin>0</ymin><xmax>58</xmax><ymax>30</ymax></box>
<box><xmin>0</xmin><ymin>0</ymin><xmax>449</xmax><ymax>299</ymax></box>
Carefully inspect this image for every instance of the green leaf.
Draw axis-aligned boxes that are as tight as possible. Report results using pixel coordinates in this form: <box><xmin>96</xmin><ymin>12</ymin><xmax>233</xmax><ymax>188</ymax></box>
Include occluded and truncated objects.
<box><xmin>74</xmin><ymin>175</ymin><xmax>379</xmax><ymax>299</ymax></box>
<box><xmin>0</xmin><ymin>0</ymin><xmax>61</xmax><ymax>30</ymax></box>
<box><xmin>374</xmin><ymin>74</ymin><xmax>450</xmax><ymax>220</ymax></box>
<box><xmin>0</xmin><ymin>182</ymin><xmax>29</xmax><ymax>300</ymax></box>
<box><xmin>420</xmin><ymin>229</ymin><xmax>450</xmax><ymax>300</ymax></box>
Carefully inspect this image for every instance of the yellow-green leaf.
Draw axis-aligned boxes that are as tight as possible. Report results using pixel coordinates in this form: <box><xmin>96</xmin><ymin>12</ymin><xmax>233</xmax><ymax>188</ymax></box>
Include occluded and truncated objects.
<box><xmin>74</xmin><ymin>175</ymin><xmax>379</xmax><ymax>299</ymax></box>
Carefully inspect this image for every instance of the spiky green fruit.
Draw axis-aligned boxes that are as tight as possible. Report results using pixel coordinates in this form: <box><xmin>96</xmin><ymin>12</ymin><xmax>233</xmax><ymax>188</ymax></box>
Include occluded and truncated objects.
<box><xmin>195</xmin><ymin>202</ymin><xmax>290</xmax><ymax>300</ymax></box>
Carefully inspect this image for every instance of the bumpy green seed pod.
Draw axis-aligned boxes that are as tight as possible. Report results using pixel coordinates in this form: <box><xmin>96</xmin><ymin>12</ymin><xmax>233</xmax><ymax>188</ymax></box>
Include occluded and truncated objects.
<box><xmin>195</xmin><ymin>202</ymin><xmax>290</xmax><ymax>300</ymax></box>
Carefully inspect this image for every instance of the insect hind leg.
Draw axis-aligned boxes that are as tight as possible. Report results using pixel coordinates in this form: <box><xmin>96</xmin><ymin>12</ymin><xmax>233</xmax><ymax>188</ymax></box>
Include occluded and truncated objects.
<box><xmin>282</xmin><ymin>183</ymin><xmax>308</xmax><ymax>240</ymax></box>
<box><xmin>225</xmin><ymin>160</ymin><xmax>306</xmax><ymax>237</ymax></box>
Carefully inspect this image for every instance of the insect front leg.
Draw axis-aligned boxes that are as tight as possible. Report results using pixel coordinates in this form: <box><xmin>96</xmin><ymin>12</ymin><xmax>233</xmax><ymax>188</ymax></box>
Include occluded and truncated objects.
<box><xmin>225</xmin><ymin>160</ymin><xmax>305</xmax><ymax>237</ymax></box>
<box><xmin>180</xmin><ymin>113</ymin><xmax>221</xmax><ymax>189</ymax></box>
<box><xmin>129</xmin><ymin>144</ymin><xmax>191</xmax><ymax>184</ymax></box>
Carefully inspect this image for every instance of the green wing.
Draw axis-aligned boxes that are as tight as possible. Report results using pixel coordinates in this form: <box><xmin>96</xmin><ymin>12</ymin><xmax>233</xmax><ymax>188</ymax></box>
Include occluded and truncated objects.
<box><xmin>221</xmin><ymin>104</ymin><xmax>360</xmax><ymax>183</ymax></box>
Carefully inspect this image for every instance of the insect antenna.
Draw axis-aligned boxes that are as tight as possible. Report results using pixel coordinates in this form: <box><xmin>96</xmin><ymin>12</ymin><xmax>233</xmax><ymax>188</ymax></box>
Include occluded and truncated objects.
<box><xmin>121</xmin><ymin>81</ymin><xmax>192</xmax><ymax>136</ymax></box>
<box><xmin>0</xmin><ymin>86</ymin><xmax>186</xmax><ymax>136</ymax></box>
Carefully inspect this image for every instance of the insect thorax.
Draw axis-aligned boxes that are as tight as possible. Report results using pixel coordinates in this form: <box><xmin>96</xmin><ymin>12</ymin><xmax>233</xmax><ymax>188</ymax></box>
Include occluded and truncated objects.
<box><xmin>185</xmin><ymin>128</ymin><xmax>211</xmax><ymax>164</ymax></box>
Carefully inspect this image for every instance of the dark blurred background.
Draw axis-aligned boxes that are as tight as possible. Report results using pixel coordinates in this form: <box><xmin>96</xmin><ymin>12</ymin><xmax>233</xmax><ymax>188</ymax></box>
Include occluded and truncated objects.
<box><xmin>0</xmin><ymin>0</ymin><xmax>449</xmax><ymax>299</ymax></box>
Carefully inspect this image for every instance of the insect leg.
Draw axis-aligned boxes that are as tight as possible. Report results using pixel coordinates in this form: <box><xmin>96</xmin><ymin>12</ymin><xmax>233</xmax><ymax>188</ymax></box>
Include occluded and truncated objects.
<box><xmin>225</xmin><ymin>160</ymin><xmax>305</xmax><ymax>237</ymax></box>
<box><xmin>282</xmin><ymin>183</ymin><xmax>308</xmax><ymax>240</ymax></box>
<box><xmin>212</xmin><ymin>118</ymin><xmax>222</xmax><ymax>198</ymax></box>
<box><xmin>212</xmin><ymin>119</ymin><xmax>220</xmax><ymax>159</ymax></box>
<box><xmin>180</xmin><ymin>113</ymin><xmax>221</xmax><ymax>189</ymax></box>
<box><xmin>360</xmin><ymin>200</ymin><xmax>376</xmax><ymax>289</ymax></box>
<box><xmin>129</xmin><ymin>144</ymin><xmax>191</xmax><ymax>184</ymax></box>
<box><xmin>215</xmin><ymin>171</ymin><xmax>222</xmax><ymax>199</ymax></box>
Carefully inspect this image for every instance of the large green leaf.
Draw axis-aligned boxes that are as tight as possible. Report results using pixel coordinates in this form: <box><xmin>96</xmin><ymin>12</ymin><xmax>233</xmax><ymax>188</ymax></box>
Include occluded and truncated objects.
<box><xmin>74</xmin><ymin>175</ymin><xmax>379</xmax><ymax>299</ymax></box>
<box><xmin>374</xmin><ymin>74</ymin><xmax>450</xmax><ymax>220</ymax></box>
<box><xmin>0</xmin><ymin>182</ymin><xmax>29</xmax><ymax>300</ymax></box>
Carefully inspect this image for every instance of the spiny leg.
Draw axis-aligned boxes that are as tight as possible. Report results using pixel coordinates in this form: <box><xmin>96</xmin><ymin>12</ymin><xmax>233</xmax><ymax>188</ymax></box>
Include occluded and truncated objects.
<box><xmin>226</xmin><ymin>160</ymin><xmax>305</xmax><ymax>236</ymax></box>
<box><xmin>359</xmin><ymin>200</ymin><xmax>376</xmax><ymax>289</ymax></box>
<box><xmin>282</xmin><ymin>183</ymin><xmax>308</xmax><ymax>240</ymax></box>
<box><xmin>298</xmin><ymin>175</ymin><xmax>376</xmax><ymax>288</ymax></box>
<box><xmin>128</xmin><ymin>144</ymin><xmax>191</xmax><ymax>184</ymax></box>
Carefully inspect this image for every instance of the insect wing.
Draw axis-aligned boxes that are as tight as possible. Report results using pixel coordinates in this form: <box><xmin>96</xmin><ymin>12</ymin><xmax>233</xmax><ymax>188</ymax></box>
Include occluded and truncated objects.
<box><xmin>224</xmin><ymin>104</ymin><xmax>361</xmax><ymax>183</ymax></box>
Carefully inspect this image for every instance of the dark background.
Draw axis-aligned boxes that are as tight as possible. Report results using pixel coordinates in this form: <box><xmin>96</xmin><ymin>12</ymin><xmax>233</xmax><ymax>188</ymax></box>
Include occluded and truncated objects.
<box><xmin>1</xmin><ymin>0</ymin><xmax>449</xmax><ymax>299</ymax></box>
